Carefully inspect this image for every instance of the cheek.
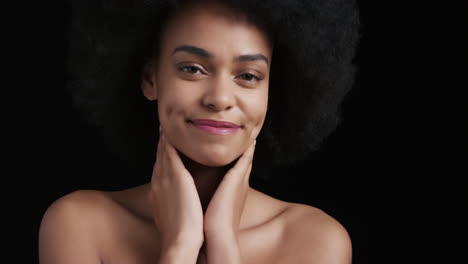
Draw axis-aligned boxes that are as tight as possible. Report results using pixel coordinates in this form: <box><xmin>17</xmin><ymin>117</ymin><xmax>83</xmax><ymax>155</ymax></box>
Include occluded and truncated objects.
<box><xmin>255</xmin><ymin>89</ymin><xmax>269</xmax><ymax>121</ymax></box>
<box><xmin>155</xmin><ymin>65</ymin><xmax>191</xmax><ymax>116</ymax></box>
<box><xmin>243</xmin><ymin>91</ymin><xmax>268</xmax><ymax>131</ymax></box>
<box><xmin>158</xmin><ymin>82</ymin><xmax>195</xmax><ymax>117</ymax></box>
<box><xmin>157</xmin><ymin>94</ymin><xmax>183</xmax><ymax>129</ymax></box>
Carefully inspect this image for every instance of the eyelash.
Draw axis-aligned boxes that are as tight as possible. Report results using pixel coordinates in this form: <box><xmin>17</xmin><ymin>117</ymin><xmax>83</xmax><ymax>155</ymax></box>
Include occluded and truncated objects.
<box><xmin>239</xmin><ymin>73</ymin><xmax>262</xmax><ymax>82</ymax></box>
<box><xmin>178</xmin><ymin>65</ymin><xmax>262</xmax><ymax>82</ymax></box>
<box><xmin>178</xmin><ymin>65</ymin><xmax>204</xmax><ymax>75</ymax></box>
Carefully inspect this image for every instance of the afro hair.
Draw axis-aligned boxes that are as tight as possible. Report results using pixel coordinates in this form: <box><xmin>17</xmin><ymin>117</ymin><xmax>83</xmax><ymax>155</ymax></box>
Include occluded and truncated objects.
<box><xmin>65</xmin><ymin>0</ymin><xmax>361</xmax><ymax>181</ymax></box>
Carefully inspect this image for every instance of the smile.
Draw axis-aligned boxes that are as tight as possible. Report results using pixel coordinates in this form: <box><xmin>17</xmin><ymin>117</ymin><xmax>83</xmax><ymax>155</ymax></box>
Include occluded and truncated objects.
<box><xmin>188</xmin><ymin>119</ymin><xmax>241</xmax><ymax>135</ymax></box>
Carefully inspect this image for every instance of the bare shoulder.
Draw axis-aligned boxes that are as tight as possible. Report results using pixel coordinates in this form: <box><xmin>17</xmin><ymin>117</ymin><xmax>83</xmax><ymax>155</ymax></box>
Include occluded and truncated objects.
<box><xmin>40</xmin><ymin>190</ymin><xmax>117</xmax><ymax>228</ymax></box>
<box><xmin>39</xmin><ymin>190</ymin><xmax>116</xmax><ymax>264</ymax></box>
<box><xmin>277</xmin><ymin>203</ymin><xmax>352</xmax><ymax>264</ymax></box>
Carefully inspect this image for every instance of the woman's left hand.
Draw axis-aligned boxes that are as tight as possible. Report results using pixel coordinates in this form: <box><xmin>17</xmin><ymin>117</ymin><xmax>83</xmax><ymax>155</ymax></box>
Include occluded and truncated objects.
<box><xmin>203</xmin><ymin>139</ymin><xmax>256</xmax><ymax>245</ymax></box>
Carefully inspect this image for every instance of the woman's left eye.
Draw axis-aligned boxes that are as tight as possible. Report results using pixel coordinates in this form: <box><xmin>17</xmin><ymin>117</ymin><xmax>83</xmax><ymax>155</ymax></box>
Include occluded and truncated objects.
<box><xmin>239</xmin><ymin>73</ymin><xmax>261</xmax><ymax>82</ymax></box>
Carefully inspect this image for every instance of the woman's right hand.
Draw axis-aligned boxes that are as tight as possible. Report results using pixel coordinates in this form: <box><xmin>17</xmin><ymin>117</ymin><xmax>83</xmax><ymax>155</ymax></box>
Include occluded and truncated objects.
<box><xmin>149</xmin><ymin>128</ymin><xmax>204</xmax><ymax>254</ymax></box>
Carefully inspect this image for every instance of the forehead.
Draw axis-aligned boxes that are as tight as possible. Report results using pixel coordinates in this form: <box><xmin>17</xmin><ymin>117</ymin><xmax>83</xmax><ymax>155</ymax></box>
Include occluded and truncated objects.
<box><xmin>157</xmin><ymin>2</ymin><xmax>273</xmax><ymax>58</ymax></box>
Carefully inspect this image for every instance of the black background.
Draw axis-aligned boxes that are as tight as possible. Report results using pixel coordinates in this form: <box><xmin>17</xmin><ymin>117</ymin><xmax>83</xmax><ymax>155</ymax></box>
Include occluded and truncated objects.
<box><xmin>9</xmin><ymin>1</ymin><xmax>466</xmax><ymax>263</ymax></box>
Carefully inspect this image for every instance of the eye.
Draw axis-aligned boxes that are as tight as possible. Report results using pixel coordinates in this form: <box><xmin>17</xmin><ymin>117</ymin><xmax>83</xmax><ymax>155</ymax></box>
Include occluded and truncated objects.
<box><xmin>239</xmin><ymin>73</ymin><xmax>262</xmax><ymax>82</ymax></box>
<box><xmin>178</xmin><ymin>65</ymin><xmax>204</xmax><ymax>74</ymax></box>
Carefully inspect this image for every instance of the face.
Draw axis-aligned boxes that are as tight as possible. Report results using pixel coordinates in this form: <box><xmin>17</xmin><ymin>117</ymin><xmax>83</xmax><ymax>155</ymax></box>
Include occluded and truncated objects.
<box><xmin>141</xmin><ymin>2</ymin><xmax>272</xmax><ymax>167</ymax></box>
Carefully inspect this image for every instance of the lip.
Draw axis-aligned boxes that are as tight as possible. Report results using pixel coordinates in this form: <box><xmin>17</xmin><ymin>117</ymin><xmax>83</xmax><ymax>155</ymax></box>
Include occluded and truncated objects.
<box><xmin>188</xmin><ymin>119</ymin><xmax>241</xmax><ymax>135</ymax></box>
<box><xmin>190</xmin><ymin>119</ymin><xmax>241</xmax><ymax>128</ymax></box>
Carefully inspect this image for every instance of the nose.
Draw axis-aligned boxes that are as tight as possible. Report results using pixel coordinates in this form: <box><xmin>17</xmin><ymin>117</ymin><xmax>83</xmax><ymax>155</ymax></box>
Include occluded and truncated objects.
<box><xmin>201</xmin><ymin>74</ymin><xmax>235</xmax><ymax>111</ymax></box>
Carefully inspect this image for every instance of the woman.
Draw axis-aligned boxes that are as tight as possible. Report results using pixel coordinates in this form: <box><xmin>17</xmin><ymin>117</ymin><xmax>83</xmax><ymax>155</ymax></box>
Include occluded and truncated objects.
<box><xmin>40</xmin><ymin>0</ymin><xmax>360</xmax><ymax>263</ymax></box>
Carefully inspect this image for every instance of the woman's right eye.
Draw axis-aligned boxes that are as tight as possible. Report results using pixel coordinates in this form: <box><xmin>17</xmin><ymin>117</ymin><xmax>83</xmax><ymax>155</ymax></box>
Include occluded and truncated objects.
<box><xmin>178</xmin><ymin>65</ymin><xmax>203</xmax><ymax>74</ymax></box>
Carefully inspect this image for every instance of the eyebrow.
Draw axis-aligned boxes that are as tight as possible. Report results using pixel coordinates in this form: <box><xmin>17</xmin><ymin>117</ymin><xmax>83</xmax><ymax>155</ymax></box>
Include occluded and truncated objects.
<box><xmin>172</xmin><ymin>45</ymin><xmax>269</xmax><ymax>65</ymax></box>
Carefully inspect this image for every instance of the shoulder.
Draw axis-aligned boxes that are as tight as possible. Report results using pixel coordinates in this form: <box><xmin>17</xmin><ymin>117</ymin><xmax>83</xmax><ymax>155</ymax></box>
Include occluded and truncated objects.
<box><xmin>277</xmin><ymin>203</ymin><xmax>352</xmax><ymax>264</ymax></box>
<box><xmin>40</xmin><ymin>190</ymin><xmax>116</xmax><ymax>228</ymax></box>
<box><xmin>39</xmin><ymin>190</ymin><xmax>116</xmax><ymax>264</ymax></box>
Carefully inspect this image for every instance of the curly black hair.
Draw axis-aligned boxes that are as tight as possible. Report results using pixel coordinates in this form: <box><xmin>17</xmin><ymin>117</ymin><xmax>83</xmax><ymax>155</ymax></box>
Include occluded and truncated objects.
<box><xmin>65</xmin><ymin>0</ymin><xmax>361</xmax><ymax>181</ymax></box>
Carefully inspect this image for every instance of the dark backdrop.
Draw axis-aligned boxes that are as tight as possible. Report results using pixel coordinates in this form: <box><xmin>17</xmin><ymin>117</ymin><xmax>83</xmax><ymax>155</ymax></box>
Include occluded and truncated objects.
<box><xmin>10</xmin><ymin>1</ymin><xmax>465</xmax><ymax>263</ymax></box>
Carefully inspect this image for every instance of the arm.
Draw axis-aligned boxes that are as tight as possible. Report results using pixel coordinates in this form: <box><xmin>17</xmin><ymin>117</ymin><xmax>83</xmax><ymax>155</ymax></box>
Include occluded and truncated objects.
<box><xmin>150</xmin><ymin>130</ymin><xmax>204</xmax><ymax>264</ymax></box>
<box><xmin>203</xmin><ymin>234</ymin><xmax>242</xmax><ymax>264</ymax></box>
<box><xmin>38</xmin><ymin>191</ymin><xmax>101</xmax><ymax>264</ymax></box>
<box><xmin>158</xmin><ymin>244</ymin><xmax>202</xmax><ymax>264</ymax></box>
<box><xmin>202</xmin><ymin>141</ymin><xmax>257</xmax><ymax>264</ymax></box>
<box><xmin>155</xmin><ymin>231</ymin><xmax>242</xmax><ymax>264</ymax></box>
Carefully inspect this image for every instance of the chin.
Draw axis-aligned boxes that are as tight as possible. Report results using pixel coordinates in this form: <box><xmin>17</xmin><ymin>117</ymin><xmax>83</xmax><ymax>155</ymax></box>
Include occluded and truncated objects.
<box><xmin>183</xmin><ymin>144</ymin><xmax>240</xmax><ymax>167</ymax></box>
<box><xmin>192</xmin><ymin>151</ymin><xmax>238</xmax><ymax>167</ymax></box>
<box><xmin>195</xmin><ymin>157</ymin><xmax>232</xmax><ymax>167</ymax></box>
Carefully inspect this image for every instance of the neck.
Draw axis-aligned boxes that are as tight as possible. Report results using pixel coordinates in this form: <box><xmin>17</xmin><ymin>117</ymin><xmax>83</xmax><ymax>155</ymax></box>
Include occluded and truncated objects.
<box><xmin>179</xmin><ymin>151</ymin><xmax>236</xmax><ymax>213</ymax></box>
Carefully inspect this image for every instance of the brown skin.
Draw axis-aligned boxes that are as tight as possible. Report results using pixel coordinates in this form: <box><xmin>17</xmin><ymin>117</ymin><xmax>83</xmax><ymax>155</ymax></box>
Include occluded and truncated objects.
<box><xmin>141</xmin><ymin>1</ymin><xmax>270</xmax><ymax>213</ymax></box>
<box><xmin>39</xmin><ymin>2</ymin><xmax>352</xmax><ymax>264</ymax></box>
<box><xmin>142</xmin><ymin>3</ymin><xmax>272</xmax><ymax>262</ymax></box>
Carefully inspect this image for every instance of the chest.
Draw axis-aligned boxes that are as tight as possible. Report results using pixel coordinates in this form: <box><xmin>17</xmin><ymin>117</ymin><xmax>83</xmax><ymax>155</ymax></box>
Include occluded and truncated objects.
<box><xmin>100</xmin><ymin>216</ymin><xmax>284</xmax><ymax>264</ymax></box>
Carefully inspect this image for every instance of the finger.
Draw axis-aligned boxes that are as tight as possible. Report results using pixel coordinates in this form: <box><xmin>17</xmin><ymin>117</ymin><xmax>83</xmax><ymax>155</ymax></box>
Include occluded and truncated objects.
<box><xmin>153</xmin><ymin>128</ymin><xmax>172</xmax><ymax>181</ymax></box>
<box><xmin>163</xmin><ymin>133</ymin><xmax>189</xmax><ymax>172</ymax></box>
<box><xmin>156</xmin><ymin>131</ymin><xmax>165</xmax><ymax>161</ymax></box>
<box><xmin>243</xmin><ymin>161</ymin><xmax>253</xmax><ymax>185</ymax></box>
<box><xmin>152</xmin><ymin>130</ymin><xmax>165</xmax><ymax>181</ymax></box>
<box><xmin>225</xmin><ymin>140</ymin><xmax>256</xmax><ymax>182</ymax></box>
<box><xmin>237</xmin><ymin>140</ymin><xmax>256</xmax><ymax>169</ymax></box>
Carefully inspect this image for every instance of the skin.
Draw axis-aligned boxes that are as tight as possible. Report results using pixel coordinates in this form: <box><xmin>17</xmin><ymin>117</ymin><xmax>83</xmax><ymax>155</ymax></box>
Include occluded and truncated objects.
<box><xmin>141</xmin><ymin>1</ymin><xmax>271</xmax><ymax>215</ymax></box>
<box><xmin>142</xmin><ymin>4</ymin><xmax>273</xmax><ymax>261</ymax></box>
<box><xmin>39</xmin><ymin>2</ymin><xmax>352</xmax><ymax>264</ymax></box>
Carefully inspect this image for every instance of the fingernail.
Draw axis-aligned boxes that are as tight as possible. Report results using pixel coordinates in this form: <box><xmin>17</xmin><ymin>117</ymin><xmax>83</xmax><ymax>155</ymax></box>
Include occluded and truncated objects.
<box><xmin>254</xmin><ymin>139</ymin><xmax>257</xmax><ymax>145</ymax></box>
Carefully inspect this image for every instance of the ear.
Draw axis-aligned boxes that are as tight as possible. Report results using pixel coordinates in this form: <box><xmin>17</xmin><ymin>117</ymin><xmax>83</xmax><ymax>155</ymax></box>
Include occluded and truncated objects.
<box><xmin>141</xmin><ymin>60</ymin><xmax>158</xmax><ymax>101</ymax></box>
